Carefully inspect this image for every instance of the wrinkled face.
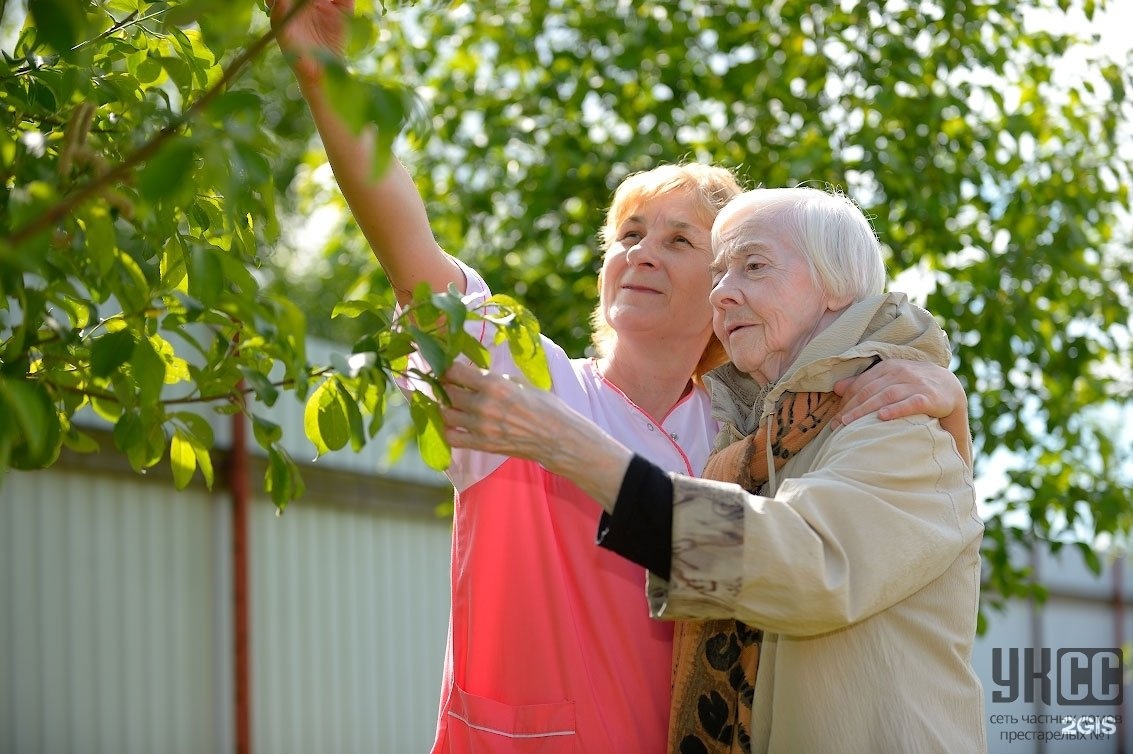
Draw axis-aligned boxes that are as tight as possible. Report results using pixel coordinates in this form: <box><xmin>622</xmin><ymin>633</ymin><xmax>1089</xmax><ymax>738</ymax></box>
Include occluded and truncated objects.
<box><xmin>709</xmin><ymin>211</ymin><xmax>843</xmax><ymax>384</ymax></box>
<box><xmin>600</xmin><ymin>190</ymin><xmax>716</xmax><ymax>351</ymax></box>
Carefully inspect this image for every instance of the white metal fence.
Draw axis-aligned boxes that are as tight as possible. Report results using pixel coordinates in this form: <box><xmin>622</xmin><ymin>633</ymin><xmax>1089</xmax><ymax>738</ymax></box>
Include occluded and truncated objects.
<box><xmin>2</xmin><ymin>447</ymin><xmax>1130</xmax><ymax>753</ymax></box>
<box><xmin>1</xmin><ymin>454</ymin><xmax>451</xmax><ymax>754</ymax></box>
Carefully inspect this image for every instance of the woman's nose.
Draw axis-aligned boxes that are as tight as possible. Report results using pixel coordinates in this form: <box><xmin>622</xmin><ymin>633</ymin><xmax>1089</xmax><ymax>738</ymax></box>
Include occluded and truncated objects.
<box><xmin>709</xmin><ymin>272</ymin><xmax>739</xmax><ymax>307</ymax></box>
<box><xmin>625</xmin><ymin>237</ymin><xmax>658</xmax><ymax>265</ymax></box>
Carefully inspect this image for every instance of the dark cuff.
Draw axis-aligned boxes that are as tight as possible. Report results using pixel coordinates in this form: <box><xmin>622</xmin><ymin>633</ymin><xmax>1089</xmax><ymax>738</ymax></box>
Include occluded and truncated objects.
<box><xmin>595</xmin><ymin>454</ymin><xmax>674</xmax><ymax>580</ymax></box>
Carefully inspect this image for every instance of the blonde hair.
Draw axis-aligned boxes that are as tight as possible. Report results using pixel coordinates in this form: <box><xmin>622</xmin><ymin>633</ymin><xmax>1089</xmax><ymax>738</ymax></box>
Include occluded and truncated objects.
<box><xmin>590</xmin><ymin>162</ymin><xmax>744</xmax><ymax>380</ymax></box>
<box><xmin>712</xmin><ymin>186</ymin><xmax>887</xmax><ymax>304</ymax></box>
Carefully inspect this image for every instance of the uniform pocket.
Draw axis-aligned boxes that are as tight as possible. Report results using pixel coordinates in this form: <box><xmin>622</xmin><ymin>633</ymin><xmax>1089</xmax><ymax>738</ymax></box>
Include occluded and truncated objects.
<box><xmin>446</xmin><ymin>682</ymin><xmax>577</xmax><ymax>754</ymax></box>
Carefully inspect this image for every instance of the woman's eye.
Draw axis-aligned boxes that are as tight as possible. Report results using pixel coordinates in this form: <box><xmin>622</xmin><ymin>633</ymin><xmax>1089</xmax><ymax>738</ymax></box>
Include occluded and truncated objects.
<box><xmin>620</xmin><ymin>230</ymin><xmax>643</xmax><ymax>242</ymax></box>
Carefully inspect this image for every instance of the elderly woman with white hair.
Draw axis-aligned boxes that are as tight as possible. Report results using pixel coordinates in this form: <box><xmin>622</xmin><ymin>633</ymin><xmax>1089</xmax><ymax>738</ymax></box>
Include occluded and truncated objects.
<box><xmin>441</xmin><ymin>186</ymin><xmax>986</xmax><ymax>754</ymax></box>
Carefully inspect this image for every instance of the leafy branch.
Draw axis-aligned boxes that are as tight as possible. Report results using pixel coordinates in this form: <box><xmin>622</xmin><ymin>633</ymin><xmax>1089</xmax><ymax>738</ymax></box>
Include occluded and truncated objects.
<box><xmin>5</xmin><ymin>0</ymin><xmax>314</xmax><ymax>248</ymax></box>
<box><xmin>0</xmin><ymin>1</ymin><xmax>547</xmax><ymax>510</ymax></box>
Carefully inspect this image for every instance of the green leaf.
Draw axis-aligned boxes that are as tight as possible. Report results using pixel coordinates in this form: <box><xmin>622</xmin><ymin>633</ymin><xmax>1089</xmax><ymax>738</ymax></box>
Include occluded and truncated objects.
<box><xmin>61</xmin><ymin>426</ymin><xmax>100</xmax><ymax>454</ymax></box>
<box><xmin>172</xmin><ymin>411</ymin><xmax>215</xmax><ymax>448</ymax></box>
<box><xmin>80</xmin><ymin>206</ymin><xmax>118</xmax><ymax>277</ymax></box>
<box><xmin>321</xmin><ymin>63</ymin><xmax>416</xmax><ymax>179</ymax></box>
<box><xmin>488</xmin><ymin>300</ymin><xmax>550</xmax><ymax>390</ymax></box>
<box><xmin>366</xmin><ymin>390</ymin><xmax>387</xmax><ymax>438</ymax></box>
<box><xmin>304</xmin><ymin>377</ymin><xmax>351</xmax><ymax>456</ymax></box>
<box><xmin>265</xmin><ymin>444</ymin><xmax>304</xmax><ymax>509</ymax></box>
<box><xmin>149</xmin><ymin>334</ymin><xmax>190</xmax><ymax>385</ymax></box>
<box><xmin>170</xmin><ymin>428</ymin><xmax>196</xmax><ymax>489</ymax></box>
<box><xmin>28</xmin><ymin>0</ymin><xmax>87</xmax><ymax>56</ymax></box>
<box><xmin>406</xmin><ymin>325</ymin><xmax>450</xmax><ymax>376</ymax></box>
<box><xmin>432</xmin><ymin>286</ymin><xmax>468</xmax><ymax>334</ymax></box>
<box><xmin>407</xmin><ymin>390</ymin><xmax>451</xmax><ymax>471</ymax></box>
<box><xmin>332</xmin><ymin>300</ymin><xmax>374</xmax><ymax>319</ymax></box>
<box><xmin>112</xmin><ymin>408</ymin><xmax>166</xmax><ymax>473</ymax></box>
<box><xmin>458</xmin><ymin>331</ymin><xmax>491</xmax><ymax>369</ymax></box>
<box><xmin>176</xmin><ymin>0</ymin><xmax>253</xmax><ymax>53</ymax></box>
<box><xmin>239</xmin><ymin>366</ymin><xmax>280</xmax><ymax>406</ymax></box>
<box><xmin>131</xmin><ymin>336</ymin><xmax>167</xmax><ymax>407</ymax></box>
<box><xmin>160</xmin><ymin>237</ymin><xmax>189</xmax><ymax>292</ymax></box>
<box><xmin>138</xmin><ymin>421</ymin><xmax>168</xmax><ymax>471</ymax></box>
<box><xmin>134</xmin><ymin>56</ymin><xmax>164</xmax><ymax>85</ymax></box>
<box><xmin>269</xmin><ymin>296</ymin><xmax>308</xmax><ymax>376</ymax></box>
<box><xmin>251</xmin><ymin>414</ymin><xmax>283</xmax><ymax>448</ymax></box>
<box><xmin>343</xmin><ymin>384</ymin><xmax>366</xmax><ymax>452</ymax></box>
<box><xmin>110</xmin><ymin>249</ymin><xmax>151</xmax><ymax>312</ymax></box>
<box><xmin>266</xmin><ymin>446</ymin><xmax>291</xmax><ymax>507</ymax></box>
<box><xmin>204</xmin><ymin>89</ymin><xmax>263</xmax><ymax>120</ymax></box>
<box><xmin>0</xmin><ymin>378</ymin><xmax>62</xmax><ymax>470</ymax></box>
<box><xmin>192</xmin><ymin>439</ymin><xmax>214</xmax><ymax>489</ymax></box>
<box><xmin>322</xmin><ymin>61</ymin><xmax>378</xmax><ymax>136</ymax></box>
<box><xmin>216</xmin><ymin>248</ymin><xmax>259</xmax><ymax>298</ymax></box>
<box><xmin>137</xmin><ymin>139</ymin><xmax>197</xmax><ymax>200</ymax></box>
<box><xmin>112</xmin><ymin>410</ymin><xmax>144</xmax><ymax>461</ymax></box>
<box><xmin>188</xmin><ymin>246</ymin><xmax>224</xmax><ymax>306</ymax></box>
<box><xmin>8</xmin><ymin>181</ymin><xmax>61</xmax><ymax>251</ymax></box>
<box><xmin>90</xmin><ymin>330</ymin><xmax>136</xmax><ymax>378</ymax></box>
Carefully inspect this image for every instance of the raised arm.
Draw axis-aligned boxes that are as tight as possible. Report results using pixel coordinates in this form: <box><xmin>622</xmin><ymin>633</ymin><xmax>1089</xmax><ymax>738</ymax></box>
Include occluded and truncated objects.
<box><xmin>270</xmin><ymin>0</ymin><xmax>463</xmax><ymax>305</ymax></box>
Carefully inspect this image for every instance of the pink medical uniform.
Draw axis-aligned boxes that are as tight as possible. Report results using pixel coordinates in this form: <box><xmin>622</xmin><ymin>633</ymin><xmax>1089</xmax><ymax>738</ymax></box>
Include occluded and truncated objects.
<box><xmin>404</xmin><ymin>262</ymin><xmax>717</xmax><ymax>754</ymax></box>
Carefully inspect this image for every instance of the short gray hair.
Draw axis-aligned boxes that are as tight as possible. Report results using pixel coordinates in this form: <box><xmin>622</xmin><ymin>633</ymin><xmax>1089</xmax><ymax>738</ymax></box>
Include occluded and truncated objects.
<box><xmin>711</xmin><ymin>186</ymin><xmax>887</xmax><ymax>303</ymax></box>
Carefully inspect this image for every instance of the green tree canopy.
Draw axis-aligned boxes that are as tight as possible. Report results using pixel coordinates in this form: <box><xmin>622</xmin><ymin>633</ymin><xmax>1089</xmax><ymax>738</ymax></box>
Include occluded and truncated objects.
<box><xmin>2</xmin><ymin>0</ymin><xmax>1131</xmax><ymax>616</ymax></box>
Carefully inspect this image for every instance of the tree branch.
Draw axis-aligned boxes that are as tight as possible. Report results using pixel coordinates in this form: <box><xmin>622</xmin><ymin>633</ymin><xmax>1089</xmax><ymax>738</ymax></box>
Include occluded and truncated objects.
<box><xmin>36</xmin><ymin>363</ymin><xmax>335</xmax><ymax>408</ymax></box>
<box><xmin>5</xmin><ymin>0</ymin><xmax>316</xmax><ymax>249</ymax></box>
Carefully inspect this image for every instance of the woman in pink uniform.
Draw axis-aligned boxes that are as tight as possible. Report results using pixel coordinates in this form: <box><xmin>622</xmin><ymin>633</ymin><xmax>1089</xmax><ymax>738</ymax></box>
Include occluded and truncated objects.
<box><xmin>270</xmin><ymin>2</ymin><xmax>973</xmax><ymax>752</ymax></box>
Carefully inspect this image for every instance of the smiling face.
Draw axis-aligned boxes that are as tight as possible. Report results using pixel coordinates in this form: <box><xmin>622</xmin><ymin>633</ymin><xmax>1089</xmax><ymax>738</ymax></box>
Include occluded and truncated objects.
<box><xmin>709</xmin><ymin>204</ymin><xmax>849</xmax><ymax>384</ymax></box>
<box><xmin>599</xmin><ymin>189</ymin><xmax>717</xmax><ymax>351</ymax></box>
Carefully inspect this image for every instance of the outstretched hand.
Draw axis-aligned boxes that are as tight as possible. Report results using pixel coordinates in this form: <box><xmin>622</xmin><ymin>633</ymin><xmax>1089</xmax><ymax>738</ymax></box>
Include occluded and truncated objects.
<box><xmin>269</xmin><ymin>0</ymin><xmax>353</xmax><ymax>81</ymax></box>
<box><xmin>440</xmin><ymin>362</ymin><xmax>566</xmax><ymax>461</ymax></box>
<box><xmin>440</xmin><ymin>362</ymin><xmax>633</xmax><ymax>509</ymax></box>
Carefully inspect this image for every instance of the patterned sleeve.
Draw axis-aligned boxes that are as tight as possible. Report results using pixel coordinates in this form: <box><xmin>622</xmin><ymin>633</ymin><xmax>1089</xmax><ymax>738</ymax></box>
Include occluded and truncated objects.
<box><xmin>648</xmin><ymin>415</ymin><xmax>979</xmax><ymax>635</ymax></box>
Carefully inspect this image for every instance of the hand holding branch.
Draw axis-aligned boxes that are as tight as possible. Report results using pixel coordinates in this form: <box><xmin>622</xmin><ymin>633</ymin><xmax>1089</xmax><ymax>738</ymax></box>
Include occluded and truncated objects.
<box><xmin>440</xmin><ymin>363</ymin><xmax>632</xmax><ymax>511</ymax></box>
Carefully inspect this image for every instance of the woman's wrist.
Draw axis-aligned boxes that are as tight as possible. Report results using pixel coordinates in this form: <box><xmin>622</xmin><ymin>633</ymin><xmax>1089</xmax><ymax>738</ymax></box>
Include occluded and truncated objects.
<box><xmin>542</xmin><ymin>432</ymin><xmax>633</xmax><ymax>514</ymax></box>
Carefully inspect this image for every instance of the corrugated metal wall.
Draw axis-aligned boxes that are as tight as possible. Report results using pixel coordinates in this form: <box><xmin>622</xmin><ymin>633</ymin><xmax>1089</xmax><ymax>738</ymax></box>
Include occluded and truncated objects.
<box><xmin>249</xmin><ymin>491</ymin><xmax>451</xmax><ymax>754</ymax></box>
<box><xmin>1</xmin><ymin>443</ymin><xmax>453</xmax><ymax>754</ymax></box>
<box><xmin>1</xmin><ymin>468</ymin><xmax>227</xmax><ymax>754</ymax></box>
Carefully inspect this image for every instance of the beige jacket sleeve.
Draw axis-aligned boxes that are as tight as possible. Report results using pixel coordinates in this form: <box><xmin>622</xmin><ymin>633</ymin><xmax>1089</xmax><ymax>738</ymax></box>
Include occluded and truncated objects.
<box><xmin>648</xmin><ymin>412</ymin><xmax>981</xmax><ymax>637</ymax></box>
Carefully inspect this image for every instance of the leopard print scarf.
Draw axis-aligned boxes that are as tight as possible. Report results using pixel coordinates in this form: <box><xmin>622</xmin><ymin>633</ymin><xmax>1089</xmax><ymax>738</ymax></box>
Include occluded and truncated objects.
<box><xmin>667</xmin><ymin>390</ymin><xmax>843</xmax><ymax>754</ymax></box>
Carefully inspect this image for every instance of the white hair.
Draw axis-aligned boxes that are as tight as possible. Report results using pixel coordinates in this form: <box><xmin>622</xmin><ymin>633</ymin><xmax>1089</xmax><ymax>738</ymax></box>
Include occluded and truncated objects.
<box><xmin>712</xmin><ymin>186</ymin><xmax>887</xmax><ymax>302</ymax></box>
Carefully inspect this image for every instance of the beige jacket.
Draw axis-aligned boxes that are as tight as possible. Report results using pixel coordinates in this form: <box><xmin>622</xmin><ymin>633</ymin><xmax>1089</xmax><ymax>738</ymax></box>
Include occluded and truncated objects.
<box><xmin>649</xmin><ymin>293</ymin><xmax>986</xmax><ymax>754</ymax></box>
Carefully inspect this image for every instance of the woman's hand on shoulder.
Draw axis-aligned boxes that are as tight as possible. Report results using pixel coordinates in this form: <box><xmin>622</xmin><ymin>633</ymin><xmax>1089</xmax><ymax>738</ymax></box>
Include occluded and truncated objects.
<box><xmin>833</xmin><ymin>359</ymin><xmax>972</xmax><ymax>466</ymax></box>
<box><xmin>832</xmin><ymin>359</ymin><xmax>963</xmax><ymax>425</ymax></box>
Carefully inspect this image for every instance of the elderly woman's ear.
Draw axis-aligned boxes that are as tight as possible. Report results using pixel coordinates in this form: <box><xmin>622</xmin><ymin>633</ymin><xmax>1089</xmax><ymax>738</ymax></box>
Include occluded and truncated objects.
<box><xmin>826</xmin><ymin>291</ymin><xmax>855</xmax><ymax>312</ymax></box>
